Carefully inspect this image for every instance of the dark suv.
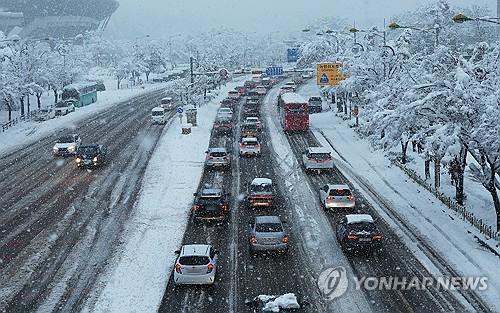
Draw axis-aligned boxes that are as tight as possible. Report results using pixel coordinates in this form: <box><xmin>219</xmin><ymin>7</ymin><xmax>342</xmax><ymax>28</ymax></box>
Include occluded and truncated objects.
<box><xmin>336</xmin><ymin>214</ymin><xmax>382</xmax><ymax>253</ymax></box>
<box><xmin>192</xmin><ymin>187</ymin><xmax>230</xmax><ymax>223</ymax></box>
<box><xmin>213</xmin><ymin>118</ymin><xmax>233</xmax><ymax>134</ymax></box>
<box><xmin>76</xmin><ymin>144</ymin><xmax>107</xmax><ymax>168</ymax></box>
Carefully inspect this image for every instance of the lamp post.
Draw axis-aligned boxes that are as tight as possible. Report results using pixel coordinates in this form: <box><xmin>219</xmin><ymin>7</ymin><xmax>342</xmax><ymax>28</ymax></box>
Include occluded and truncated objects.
<box><xmin>388</xmin><ymin>21</ymin><xmax>440</xmax><ymax>47</ymax></box>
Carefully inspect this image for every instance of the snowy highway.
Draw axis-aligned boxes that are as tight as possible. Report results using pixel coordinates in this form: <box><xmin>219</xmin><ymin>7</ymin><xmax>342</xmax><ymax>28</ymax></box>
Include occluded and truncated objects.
<box><xmin>0</xmin><ymin>89</ymin><xmax>171</xmax><ymax>312</ymax></box>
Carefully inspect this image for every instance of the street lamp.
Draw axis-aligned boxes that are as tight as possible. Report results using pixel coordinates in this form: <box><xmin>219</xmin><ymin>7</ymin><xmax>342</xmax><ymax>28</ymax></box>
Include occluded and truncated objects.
<box><xmin>452</xmin><ymin>13</ymin><xmax>500</xmax><ymax>25</ymax></box>
<box><xmin>388</xmin><ymin>21</ymin><xmax>440</xmax><ymax>46</ymax></box>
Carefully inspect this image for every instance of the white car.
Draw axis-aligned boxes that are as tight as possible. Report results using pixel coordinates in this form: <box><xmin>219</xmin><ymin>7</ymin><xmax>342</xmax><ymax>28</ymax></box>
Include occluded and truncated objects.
<box><xmin>217</xmin><ymin>107</ymin><xmax>233</xmax><ymax>119</ymax></box>
<box><xmin>53</xmin><ymin>134</ymin><xmax>81</xmax><ymax>156</ymax></box>
<box><xmin>173</xmin><ymin>244</ymin><xmax>219</xmax><ymax>285</ymax></box>
<box><xmin>302</xmin><ymin>147</ymin><xmax>334</xmax><ymax>172</ymax></box>
<box><xmin>239</xmin><ymin>137</ymin><xmax>261</xmax><ymax>156</ymax></box>
<box><xmin>255</xmin><ymin>86</ymin><xmax>267</xmax><ymax>95</ymax></box>
<box><xmin>319</xmin><ymin>184</ymin><xmax>356</xmax><ymax>209</ymax></box>
<box><xmin>151</xmin><ymin>106</ymin><xmax>167</xmax><ymax>124</ymax></box>
<box><xmin>34</xmin><ymin>107</ymin><xmax>56</xmax><ymax>121</ymax></box>
<box><xmin>54</xmin><ymin>100</ymin><xmax>75</xmax><ymax>116</ymax></box>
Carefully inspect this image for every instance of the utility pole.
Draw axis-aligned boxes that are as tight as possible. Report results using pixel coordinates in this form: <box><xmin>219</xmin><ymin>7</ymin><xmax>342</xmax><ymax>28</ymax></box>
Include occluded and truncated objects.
<box><xmin>190</xmin><ymin>56</ymin><xmax>194</xmax><ymax>84</ymax></box>
<box><xmin>498</xmin><ymin>0</ymin><xmax>500</xmax><ymax>38</ymax></box>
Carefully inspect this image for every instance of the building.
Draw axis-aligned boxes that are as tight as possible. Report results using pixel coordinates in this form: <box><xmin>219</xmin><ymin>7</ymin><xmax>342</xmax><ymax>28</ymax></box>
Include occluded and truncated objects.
<box><xmin>0</xmin><ymin>0</ymin><xmax>119</xmax><ymax>38</ymax></box>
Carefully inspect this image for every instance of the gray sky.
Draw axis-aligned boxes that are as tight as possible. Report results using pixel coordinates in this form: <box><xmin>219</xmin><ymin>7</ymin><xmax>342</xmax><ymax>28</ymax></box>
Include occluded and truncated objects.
<box><xmin>106</xmin><ymin>0</ymin><xmax>495</xmax><ymax>39</ymax></box>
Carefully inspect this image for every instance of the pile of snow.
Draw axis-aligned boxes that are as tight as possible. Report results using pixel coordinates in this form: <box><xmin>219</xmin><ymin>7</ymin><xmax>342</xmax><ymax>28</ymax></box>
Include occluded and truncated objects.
<box><xmin>258</xmin><ymin>293</ymin><xmax>300</xmax><ymax>312</ymax></box>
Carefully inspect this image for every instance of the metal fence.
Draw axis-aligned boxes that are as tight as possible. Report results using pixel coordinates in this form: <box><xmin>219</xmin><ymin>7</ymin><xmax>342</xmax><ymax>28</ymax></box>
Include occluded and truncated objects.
<box><xmin>1</xmin><ymin>110</ymin><xmax>37</xmax><ymax>133</ymax></box>
<box><xmin>391</xmin><ymin>158</ymin><xmax>500</xmax><ymax>242</ymax></box>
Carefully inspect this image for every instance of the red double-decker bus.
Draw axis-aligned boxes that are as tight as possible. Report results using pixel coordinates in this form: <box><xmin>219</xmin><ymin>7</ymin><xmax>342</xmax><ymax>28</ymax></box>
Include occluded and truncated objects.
<box><xmin>278</xmin><ymin>92</ymin><xmax>309</xmax><ymax>131</ymax></box>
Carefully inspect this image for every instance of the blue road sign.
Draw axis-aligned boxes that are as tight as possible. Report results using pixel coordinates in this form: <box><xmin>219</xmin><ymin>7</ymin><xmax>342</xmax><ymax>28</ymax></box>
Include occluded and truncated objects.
<box><xmin>266</xmin><ymin>66</ymin><xmax>284</xmax><ymax>76</ymax></box>
<box><xmin>176</xmin><ymin>106</ymin><xmax>184</xmax><ymax>114</ymax></box>
<box><xmin>287</xmin><ymin>48</ymin><xmax>300</xmax><ymax>63</ymax></box>
<box><xmin>320</xmin><ymin>73</ymin><xmax>329</xmax><ymax>84</ymax></box>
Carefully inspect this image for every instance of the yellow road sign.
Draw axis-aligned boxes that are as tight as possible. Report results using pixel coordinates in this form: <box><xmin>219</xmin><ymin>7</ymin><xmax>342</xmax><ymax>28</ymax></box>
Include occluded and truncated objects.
<box><xmin>316</xmin><ymin>63</ymin><xmax>345</xmax><ymax>86</ymax></box>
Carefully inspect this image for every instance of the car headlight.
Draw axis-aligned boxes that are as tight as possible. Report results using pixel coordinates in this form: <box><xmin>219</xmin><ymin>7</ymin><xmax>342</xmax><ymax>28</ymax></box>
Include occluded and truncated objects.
<box><xmin>76</xmin><ymin>158</ymin><xmax>81</xmax><ymax>163</ymax></box>
<box><xmin>68</xmin><ymin>146</ymin><xmax>75</xmax><ymax>152</ymax></box>
<box><xmin>93</xmin><ymin>157</ymin><xmax>98</xmax><ymax>162</ymax></box>
<box><xmin>53</xmin><ymin>146</ymin><xmax>58</xmax><ymax>151</ymax></box>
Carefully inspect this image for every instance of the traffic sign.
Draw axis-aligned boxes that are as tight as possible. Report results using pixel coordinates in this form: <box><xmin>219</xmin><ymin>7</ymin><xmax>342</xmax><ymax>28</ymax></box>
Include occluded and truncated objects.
<box><xmin>176</xmin><ymin>106</ymin><xmax>184</xmax><ymax>114</ymax></box>
<box><xmin>287</xmin><ymin>48</ymin><xmax>300</xmax><ymax>62</ymax></box>
<box><xmin>316</xmin><ymin>63</ymin><xmax>345</xmax><ymax>86</ymax></box>
<box><xmin>266</xmin><ymin>66</ymin><xmax>283</xmax><ymax>76</ymax></box>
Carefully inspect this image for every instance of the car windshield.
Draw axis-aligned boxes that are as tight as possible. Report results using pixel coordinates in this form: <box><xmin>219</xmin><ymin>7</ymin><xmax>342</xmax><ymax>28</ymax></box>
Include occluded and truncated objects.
<box><xmin>310</xmin><ymin>153</ymin><xmax>331</xmax><ymax>160</ymax></box>
<box><xmin>255</xmin><ymin>222</ymin><xmax>282</xmax><ymax>233</ymax></box>
<box><xmin>198</xmin><ymin>197</ymin><xmax>221</xmax><ymax>206</ymax></box>
<box><xmin>78</xmin><ymin>147</ymin><xmax>98</xmax><ymax>154</ymax></box>
<box><xmin>242</xmin><ymin>124</ymin><xmax>257</xmax><ymax>131</ymax></box>
<box><xmin>179</xmin><ymin>256</ymin><xmax>210</xmax><ymax>266</ymax></box>
<box><xmin>152</xmin><ymin>111</ymin><xmax>164</xmax><ymax>116</ymax></box>
<box><xmin>243</xmin><ymin>141</ymin><xmax>258</xmax><ymax>146</ymax></box>
<box><xmin>250</xmin><ymin>184</ymin><xmax>272</xmax><ymax>193</ymax></box>
<box><xmin>330</xmin><ymin>189</ymin><xmax>352</xmax><ymax>196</ymax></box>
<box><xmin>57</xmin><ymin>136</ymin><xmax>74</xmax><ymax>143</ymax></box>
<box><xmin>347</xmin><ymin>222</ymin><xmax>376</xmax><ymax>232</ymax></box>
<box><xmin>209</xmin><ymin>152</ymin><xmax>226</xmax><ymax>157</ymax></box>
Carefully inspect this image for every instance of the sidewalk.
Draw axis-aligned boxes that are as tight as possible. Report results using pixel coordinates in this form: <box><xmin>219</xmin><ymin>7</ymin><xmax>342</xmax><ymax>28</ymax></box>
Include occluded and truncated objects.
<box><xmin>298</xmin><ymin>80</ymin><xmax>500</xmax><ymax>311</ymax></box>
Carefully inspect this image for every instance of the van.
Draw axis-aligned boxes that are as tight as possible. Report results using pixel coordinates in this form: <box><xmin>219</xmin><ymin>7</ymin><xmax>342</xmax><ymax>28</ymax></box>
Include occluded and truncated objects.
<box><xmin>151</xmin><ymin>106</ymin><xmax>167</xmax><ymax>124</ymax></box>
<box><xmin>160</xmin><ymin>97</ymin><xmax>175</xmax><ymax>110</ymax></box>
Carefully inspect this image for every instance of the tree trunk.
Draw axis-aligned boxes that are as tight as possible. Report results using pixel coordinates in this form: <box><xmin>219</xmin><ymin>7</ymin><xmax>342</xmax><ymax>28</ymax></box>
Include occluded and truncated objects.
<box><xmin>117</xmin><ymin>78</ymin><xmax>121</xmax><ymax>90</ymax></box>
<box><xmin>434</xmin><ymin>157</ymin><xmax>441</xmax><ymax>189</ymax></box>
<box><xmin>20</xmin><ymin>96</ymin><xmax>25</xmax><ymax>116</ymax></box>
<box><xmin>425</xmin><ymin>159</ymin><xmax>431</xmax><ymax>180</ymax></box>
<box><xmin>401</xmin><ymin>140</ymin><xmax>409</xmax><ymax>164</ymax></box>
<box><xmin>53</xmin><ymin>89</ymin><xmax>58</xmax><ymax>103</ymax></box>
<box><xmin>145</xmin><ymin>72</ymin><xmax>150</xmax><ymax>82</ymax></box>
<box><xmin>36</xmin><ymin>93</ymin><xmax>42</xmax><ymax>109</ymax></box>
<box><xmin>454</xmin><ymin>146</ymin><xmax>468</xmax><ymax>206</ymax></box>
<box><xmin>27</xmin><ymin>95</ymin><xmax>30</xmax><ymax>113</ymax></box>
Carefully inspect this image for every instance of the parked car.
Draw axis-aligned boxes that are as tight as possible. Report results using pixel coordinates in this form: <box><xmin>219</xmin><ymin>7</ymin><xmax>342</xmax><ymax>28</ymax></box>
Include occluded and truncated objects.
<box><xmin>302</xmin><ymin>147</ymin><xmax>334</xmax><ymax>172</ymax></box>
<box><xmin>193</xmin><ymin>186</ymin><xmax>230</xmax><ymax>223</ymax></box>
<box><xmin>54</xmin><ymin>100</ymin><xmax>75</xmax><ymax>116</ymax></box>
<box><xmin>213</xmin><ymin>117</ymin><xmax>233</xmax><ymax>134</ymax></box>
<box><xmin>240</xmin><ymin>122</ymin><xmax>259</xmax><ymax>138</ymax></box>
<box><xmin>34</xmin><ymin>107</ymin><xmax>56</xmax><ymax>121</ymax></box>
<box><xmin>244</xmin><ymin>116</ymin><xmax>262</xmax><ymax>131</ymax></box>
<box><xmin>336</xmin><ymin>214</ymin><xmax>382</xmax><ymax>252</ymax></box>
<box><xmin>205</xmin><ymin>147</ymin><xmax>231</xmax><ymax>169</ymax></box>
<box><xmin>239</xmin><ymin>137</ymin><xmax>261</xmax><ymax>157</ymax></box>
<box><xmin>319</xmin><ymin>184</ymin><xmax>355</xmax><ymax>209</ymax></box>
<box><xmin>75</xmin><ymin>144</ymin><xmax>107</xmax><ymax>168</ymax></box>
<box><xmin>249</xmin><ymin>216</ymin><xmax>288</xmax><ymax>254</ymax></box>
<box><xmin>246</xmin><ymin>178</ymin><xmax>275</xmax><ymax>208</ymax></box>
<box><xmin>173</xmin><ymin>244</ymin><xmax>219</xmax><ymax>285</ymax></box>
<box><xmin>308</xmin><ymin>96</ymin><xmax>323</xmax><ymax>113</ymax></box>
<box><xmin>53</xmin><ymin>134</ymin><xmax>81</xmax><ymax>156</ymax></box>
<box><xmin>217</xmin><ymin>107</ymin><xmax>233</xmax><ymax>119</ymax></box>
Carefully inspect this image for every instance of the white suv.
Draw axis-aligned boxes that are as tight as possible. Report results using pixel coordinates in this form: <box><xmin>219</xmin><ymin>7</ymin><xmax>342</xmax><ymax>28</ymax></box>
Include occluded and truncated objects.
<box><xmin>239</xmin><ymin>137</ymin><xmax>261</xmax><ymax>157</ymax></box>
<box><xmin>302</xmin><ymin>147</ymin><xmax>334</xmax><ymax>172</ymax></box>
<box><xmin>173</xmin><ymin>244</ymin><xmax>219</xmax><ymax>285</ymax></box>
<box><xmin>53</xmin><ymin>134</ymin><xmax>81</xmax><ymax>156</ymax></box>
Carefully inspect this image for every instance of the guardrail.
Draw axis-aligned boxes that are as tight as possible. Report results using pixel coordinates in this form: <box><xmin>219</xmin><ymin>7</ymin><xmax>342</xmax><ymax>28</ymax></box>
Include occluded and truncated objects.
<box><xmin>1</xmin><ymin>110</ymin><xmax>38</xmax><ymax>133</ymax></box>
<box><xmin>391</xmin><ymin>158</ymin><xmax>500</xmax><ymax>243</ymax></box>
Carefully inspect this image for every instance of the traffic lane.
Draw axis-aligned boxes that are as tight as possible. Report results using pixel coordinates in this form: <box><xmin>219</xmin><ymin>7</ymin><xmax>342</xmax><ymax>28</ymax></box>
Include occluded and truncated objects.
<box><xmin>0</xmin><ymin>100</ymin><xmax>164</xmax><ymax>268</ymax></box>
<box><xmin>287</xmin><ymin>131</ymin><xmax>468</xmax><ymax>312</ymax></box>
<box><xmin>235</xmin><ymin>117</ymin><xmax>321</xmax><ymax>312</ymax></box>
<box><xmin>158</xmin><ymin>126</ymin><xmax>236</xmax><ymax>313</ymax></box>
<box><xmin>1</xmin><ymin>90</ymin><xmax>170</xmax><ymax>306</ymax></box>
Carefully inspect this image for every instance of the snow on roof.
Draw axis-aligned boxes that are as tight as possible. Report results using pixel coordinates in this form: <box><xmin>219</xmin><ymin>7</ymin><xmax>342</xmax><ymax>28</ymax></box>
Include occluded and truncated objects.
<box><xmin>308</xmin><ymin>147</ymin><xmax>331</xmax><ymax>154</ymax></box>
<box><xmin>255</xmin><ymin>216</ymin><xmax>281</xmax><ymax>224</ymax></box>
<box><xmin>281</xmin><ymin>92</ymin><xmax>307</xmax><ymax>104</ymax></box>
<box><xmin>181</xmin><ymin>244</ymin><xmax>210</xmax><ymax>256</ymax></box>
<box><xmin>327</xmin><ymin>184</ymin><xmax>350</xmax><ymax>190</ymax></box>
<box><xmin>346</xmin><ymin>214</ymin><xmax>374</xmax><ymax>224</ymax></box>
<box><xmin>242</xmin><ymin>137</ymin><xmax>258</xmax><ymax>143</ymax></box>
<box><xmin>152</xmin><ymin>106</ymin><xmax>165</xmax><ymax>111</ymax></box>
<box><xmin>258</xmin><ymin>293</ymin><xmax>300</xmax><ymax>311</ymax></box>
<box><xmin>208</xmin><ymin>147</ymin><xmax>227</xmax><ymax>153</ymax></box>
<box><xmin>252</xmin><ymin>178</ymin><xmax>272</xmax><ymax>185</ymax></box>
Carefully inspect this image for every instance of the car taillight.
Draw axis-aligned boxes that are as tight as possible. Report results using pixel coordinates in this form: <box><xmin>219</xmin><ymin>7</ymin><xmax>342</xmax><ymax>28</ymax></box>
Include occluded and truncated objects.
<box><xmin>347</xmin><ymin>195</ymin><xmax>354</xmax><ymax>201</ymax></box>
<box><xmin>192</xmin><ymin>204</ymin><xmax>200</xmax><ymax>211</ymax></box>
<box><xmin>223</xmin><ymin>156</ymin><xmax>229</xmax><ymax>160</ymax></box>
<box><xmin>240</xmin><ymin>143</ymin><xmax>245</xmax><ymax>148</ymax></box>
<box><xmin>255</xmin><ymin>144</ymin><xmax>260</xmax><ymax>148</ymax></box>
<box><xmin>373</xmin><ymin>235</ymin><xmax>382</xmax><ymax>241</ymax></box>
<box><xmin>222</xmin><ymin>204</ymin><xmax>229</xmax><ymax>211</ymax></box>
<box><xmin>207</xmin><ymin>155</ymin><xmax>214</xmax><ymax>159</ymax></box>
<box><xmin>282</xmin><ymin>235</ymin><xmax>289</xmax><ymax>243</ymax></box>
<box><xmin>175</xmin><ymin>263</ymin><xmax>182</xmax><ymax>274</ymax></box>
<box><xmin>326</xmin><ymin>196</ymin><xmax>335</xmax><ymax>200</ymax></box>
<box><xmin>347</xmin><ymin>235</ymin><xmax>358</xmax><ymax>240</ymax></box>
<box><xmin>250</xmin><ymin>235</ymin><xmax>257</xmax><ymax>244</ymax></box>
<box><xmin>207</xmin><ymin>263</ymin><xmax>214</xmax><ymax>273</ymax></box>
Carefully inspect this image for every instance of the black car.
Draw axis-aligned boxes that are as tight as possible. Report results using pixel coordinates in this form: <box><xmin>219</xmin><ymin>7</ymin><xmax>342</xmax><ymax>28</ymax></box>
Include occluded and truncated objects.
<box><xmin>192</xmin><ymin>187</ymin><xmax>230</xmax><ymax>223</ymax></box>
<box><xmin>336</xmin><ymin>214</ymin><xmax>382</xmax><ymax>253</ymax></box>
<box><xmin>213</xmin><ymin>118</ymin><xmax>234</xmax><ymax>134</ymax></box>
<box><xmin>76</xmin><ymin>144</ymin><xmax>107</xmax><ymax>168</ymax></box>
